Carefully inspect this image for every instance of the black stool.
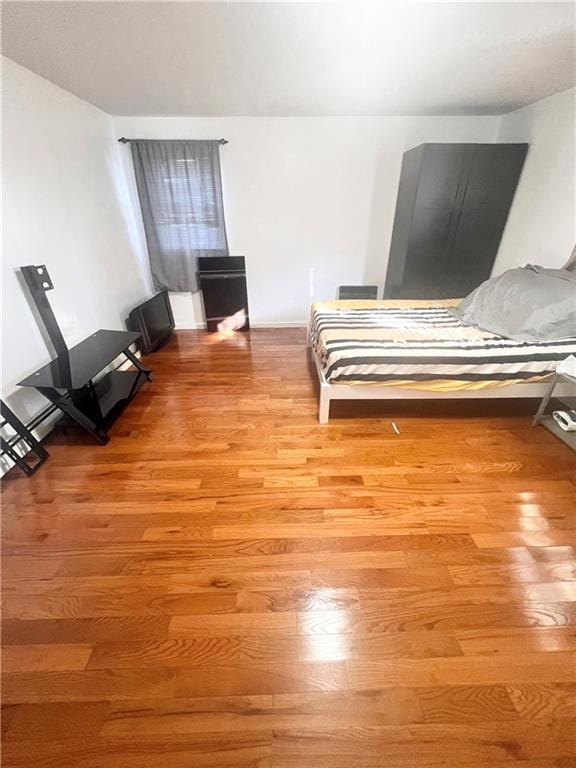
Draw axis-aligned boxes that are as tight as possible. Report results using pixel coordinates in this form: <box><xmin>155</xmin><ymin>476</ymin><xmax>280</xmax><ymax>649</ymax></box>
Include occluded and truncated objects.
<box><xmin>337</xmin><ymin>285</ymin><xmax>378</xmax><ymax>300</ymax></box>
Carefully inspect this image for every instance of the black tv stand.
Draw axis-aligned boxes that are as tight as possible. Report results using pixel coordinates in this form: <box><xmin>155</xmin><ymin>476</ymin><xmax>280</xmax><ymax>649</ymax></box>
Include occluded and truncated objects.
<box><xmin>18</xmin><ymin>330</ymin><xmax>152</xmax><ymax>445</ymax></box>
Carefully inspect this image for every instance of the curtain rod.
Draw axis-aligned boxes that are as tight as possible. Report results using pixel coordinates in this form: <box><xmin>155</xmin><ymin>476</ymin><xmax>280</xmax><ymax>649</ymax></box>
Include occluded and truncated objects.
<box><xmin>118</xmin><ymin>137</ymin><xmax>228</xmax><ymax>145</ymax></box>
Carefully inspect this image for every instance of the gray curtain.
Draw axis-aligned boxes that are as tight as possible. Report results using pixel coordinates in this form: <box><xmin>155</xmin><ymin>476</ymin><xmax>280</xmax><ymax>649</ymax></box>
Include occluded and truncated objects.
<box><xmin>130</xmin><ymin>140</ymin><xmax>229</xmax><ymax>292</ymax></box>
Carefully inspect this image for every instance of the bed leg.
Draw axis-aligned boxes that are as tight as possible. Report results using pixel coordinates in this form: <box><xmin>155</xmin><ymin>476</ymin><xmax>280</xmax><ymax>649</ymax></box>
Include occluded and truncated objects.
<box><xmin>319</xmin><ymin>384</ymin><xmax>330</xmax><ymax>424</ymax></box>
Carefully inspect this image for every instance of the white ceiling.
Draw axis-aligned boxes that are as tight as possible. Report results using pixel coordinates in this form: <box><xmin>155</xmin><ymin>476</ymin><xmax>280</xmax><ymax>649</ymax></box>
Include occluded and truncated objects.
<box><xmin>2</xmin><ymin>1</ymin><xmax>575</xmax><ymax>116</ymax></box>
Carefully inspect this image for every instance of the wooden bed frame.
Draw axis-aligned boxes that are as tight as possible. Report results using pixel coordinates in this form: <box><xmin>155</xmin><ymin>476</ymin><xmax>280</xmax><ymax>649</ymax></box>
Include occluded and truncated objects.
<box><xmin>309</xmin><ymin>337</ymin><xmax>566</xmax><ymax>424</ymax></box>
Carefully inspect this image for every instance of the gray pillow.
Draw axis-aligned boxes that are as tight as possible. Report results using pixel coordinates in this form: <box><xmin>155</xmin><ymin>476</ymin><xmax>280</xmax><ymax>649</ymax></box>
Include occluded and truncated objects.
<box><xmin>450</xmin><ymin>265</ymin><xmax>576</xmax><ymax>341</ymax></box>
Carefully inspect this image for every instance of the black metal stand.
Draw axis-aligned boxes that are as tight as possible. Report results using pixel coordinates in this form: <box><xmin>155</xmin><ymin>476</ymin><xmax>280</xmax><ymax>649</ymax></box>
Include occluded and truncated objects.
<box><xmin>17</xmin><ymin>265</ymin><xmax>153</xmax><ymax>446</ymax></box>
<box><xmin>1</xmin><ymin>400</ymin><xmax>50</xmax><ymax>476</ymax></box>
<box><xmin>533</xmin><ymin>371</ymin><xmax>576</xmax><ymax>451</ymax></box>
<box><xmin>19</xmin><ymin>333</ymin><xmax>153</xmax><ymax>445</ymax></box>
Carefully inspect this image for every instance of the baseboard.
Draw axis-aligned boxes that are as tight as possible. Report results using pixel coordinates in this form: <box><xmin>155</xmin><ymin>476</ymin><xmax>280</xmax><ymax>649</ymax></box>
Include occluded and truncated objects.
<box><xmin>252</xmin><ymin>321</ymin><xmax>307</xmax><ymax>328</ymax></box>
<box><xmin>175</xmin><ymin>320</ymin><xmax>307</xmax><ymax>330</ymax></box>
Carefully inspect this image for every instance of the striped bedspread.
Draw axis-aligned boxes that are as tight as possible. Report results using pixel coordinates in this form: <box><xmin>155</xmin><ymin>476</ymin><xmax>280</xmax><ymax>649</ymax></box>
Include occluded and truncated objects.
<box><xmin>310</xmin><ymin>300</ymin><xmax>576</xmax><ymax>390</ymax></box>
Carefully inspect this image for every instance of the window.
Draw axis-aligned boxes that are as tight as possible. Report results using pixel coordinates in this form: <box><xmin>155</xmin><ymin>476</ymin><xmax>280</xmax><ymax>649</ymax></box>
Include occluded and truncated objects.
<box><xmin>131</xmin><ymin>140</ymin><xmax>229</xmax><ymax>292</ymax></box>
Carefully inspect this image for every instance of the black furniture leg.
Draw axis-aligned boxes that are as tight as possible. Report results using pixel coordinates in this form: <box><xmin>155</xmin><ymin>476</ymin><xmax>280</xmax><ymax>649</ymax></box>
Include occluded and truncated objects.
<box><xmin>38</xmin><ymin>387</ymin><xmax>109</xmax><ymax>445</ymax></box>
<box><xmin>1</xmin><ymin>438</ymin><xmax>36</xmax><ymax>477</ymax></box>
<box><xmin>1</xmin><ymin>400</ymin><xmax>50</xmax><ymax>476</ymax></box>
<box><xmin>123</xmin><ymin>348</ymin><xmax>153</xmax><ymax>400</ymax></box>
<box><xmin>124</xmin><ymin>348</ymin><xmax>153</xmax><ymax>381</ymax></box>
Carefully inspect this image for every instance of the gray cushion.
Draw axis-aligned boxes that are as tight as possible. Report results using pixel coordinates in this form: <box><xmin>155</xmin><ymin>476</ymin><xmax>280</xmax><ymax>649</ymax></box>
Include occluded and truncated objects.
<box><xmin>450</xmin><ymin>265</ymin><xmax>576</xmax><ymax>341</ymax></box>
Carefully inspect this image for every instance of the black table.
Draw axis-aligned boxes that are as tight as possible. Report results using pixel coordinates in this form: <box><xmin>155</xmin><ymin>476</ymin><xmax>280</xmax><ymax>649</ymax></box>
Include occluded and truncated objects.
<box><xmin>18</xmin><ymin>330</ymin><xmax>152</xmax><ymax>445</ymax></box>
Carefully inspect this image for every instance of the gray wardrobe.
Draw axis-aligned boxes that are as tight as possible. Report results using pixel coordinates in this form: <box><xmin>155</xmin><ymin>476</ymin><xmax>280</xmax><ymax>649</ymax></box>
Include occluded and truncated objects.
<box><xmin>384</xmin><ymin>143</ymin><xmax>528</xmax><ymax>299</ymax></box>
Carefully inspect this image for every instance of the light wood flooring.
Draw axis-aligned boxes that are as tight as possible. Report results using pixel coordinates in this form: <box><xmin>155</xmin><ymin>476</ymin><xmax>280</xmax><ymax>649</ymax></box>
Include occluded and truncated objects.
<box><xmin>2</xmin><ymin>328</ymin><xmax>575</xmax><ymax>767</ymax></box>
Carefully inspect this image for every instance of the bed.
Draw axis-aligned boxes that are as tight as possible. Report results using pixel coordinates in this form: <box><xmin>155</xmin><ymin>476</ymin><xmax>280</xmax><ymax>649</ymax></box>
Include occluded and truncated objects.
<box><xmin>309</xmin><ymin>299</ymin><xmax>576</xmax><ymax>423</ymax></box>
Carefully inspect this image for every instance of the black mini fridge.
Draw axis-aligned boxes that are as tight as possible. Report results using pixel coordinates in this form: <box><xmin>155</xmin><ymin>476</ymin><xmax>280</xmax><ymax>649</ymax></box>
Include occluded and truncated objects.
<box><xmin>197</xmin><ymin>256</ymin><xmax>250</xmax><ymax>332</ymax></box>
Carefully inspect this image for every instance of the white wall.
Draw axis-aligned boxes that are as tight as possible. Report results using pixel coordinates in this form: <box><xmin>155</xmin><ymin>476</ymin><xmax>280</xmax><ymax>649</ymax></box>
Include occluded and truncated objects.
<box><xmin>113</xmin><ymin>115</ymin><xmax>500</xmax><ymax>327</ymax></box>
<box><xmin>493</xmin><ymin>88</ymin><xmax>576</xmax><ymax>274</ymax></box>
<box><xmin>1</xmin><ymin>58</ymin><xmax>147</xmax><ymax>432</ymax></box>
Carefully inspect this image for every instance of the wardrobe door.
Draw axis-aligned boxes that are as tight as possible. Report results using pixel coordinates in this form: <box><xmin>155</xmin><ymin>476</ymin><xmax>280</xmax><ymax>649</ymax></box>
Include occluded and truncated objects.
<box><xmin>449</xmin><ymin>143</ymin><xmax>528</xmax><ymax>296</ymax></box>
<box><xmin>385</xmin><ymin>146</ymin><xmax>423</xmax><ymax>296</ymax></box>
<box><xmin>400</xmin><ymin>144</ymin><xmax>470</xmax><ymax>298</ymax></box>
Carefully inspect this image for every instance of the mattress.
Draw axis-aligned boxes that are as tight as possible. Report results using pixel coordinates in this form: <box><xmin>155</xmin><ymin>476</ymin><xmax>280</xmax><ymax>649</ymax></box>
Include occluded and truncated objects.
<box><xmin>310</xmin><ymin>299</ymin><xmax>576</xmax><ymax>391</ymax></box>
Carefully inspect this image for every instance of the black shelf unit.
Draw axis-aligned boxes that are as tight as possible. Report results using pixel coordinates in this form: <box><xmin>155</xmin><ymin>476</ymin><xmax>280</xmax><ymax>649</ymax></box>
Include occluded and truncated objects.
<box><xmin>18</xmin><ymin>330</ymin><xmax>152</xmax><ymax>445</ymax></box>
<box><xmin>17</xmin><ymin>265</ymin><xmax>153</xmax><ymax>446</ymax></box>
<box><xmin>198</xmin><ymin>256</ymin><xmax>250</xmax><ymax>332</ymax></box>
<box><xmin>94</xmin><ymin>369</ymin><xmax>148</xmax><ymax>421</ymax></box>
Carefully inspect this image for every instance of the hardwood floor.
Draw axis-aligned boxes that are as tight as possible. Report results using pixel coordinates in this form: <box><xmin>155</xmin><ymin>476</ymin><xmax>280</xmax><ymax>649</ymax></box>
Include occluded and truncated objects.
<box><xmin>2</xmin><ymin>328</ymin><xmax>575</xmax><ymax>767</ymax></box>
